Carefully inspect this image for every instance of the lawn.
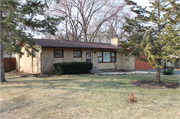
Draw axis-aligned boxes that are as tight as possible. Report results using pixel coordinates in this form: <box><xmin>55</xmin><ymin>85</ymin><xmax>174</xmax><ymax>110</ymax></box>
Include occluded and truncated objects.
<box><xmin>0</xmin><ymin>73</ymin><xmax>180</xmax><ymax>119</ymax></box>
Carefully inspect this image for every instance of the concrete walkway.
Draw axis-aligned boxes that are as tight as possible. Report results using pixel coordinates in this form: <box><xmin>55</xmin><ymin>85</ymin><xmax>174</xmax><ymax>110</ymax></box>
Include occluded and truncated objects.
<box><xmin>139</xmin><ymin>69</ymin><xmax>180</xmax><ymax>75</ymax></box>
<box><xmin>91</xmin><ymin>69</ymin><xmax>180</xmax><ymax>75</ymax></box>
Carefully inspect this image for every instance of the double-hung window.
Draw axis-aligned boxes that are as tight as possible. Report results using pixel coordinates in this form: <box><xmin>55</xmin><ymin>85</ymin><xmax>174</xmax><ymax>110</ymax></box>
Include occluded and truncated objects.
<box><xmin>98</xmin><ymin>52</ymin><xmax>103</xmax><ymax>62</ymax></box>
<box><xmin>98</xmin><ymin>51</ymin><xmax>116</xmax><ymax>63</ymax></box>
<box><xmin>111</xmin><ymin>52</ymin><xmax>116</xmax><ymax>62</ymax></box>
<box><xmin>73</xmin><ymin>50</ymin><xmax>82</xmax><ymax>58</ymax></box>
<box><xmin>54</xmin><ymin>50</ymin><xmax>63</xmax><ymax>58</ymax></box>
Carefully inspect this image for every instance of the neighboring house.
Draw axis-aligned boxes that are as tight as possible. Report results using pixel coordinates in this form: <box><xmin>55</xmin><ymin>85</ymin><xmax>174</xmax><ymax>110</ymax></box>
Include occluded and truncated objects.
<box><xmin>16</xmin><ymin>37</ymin><xmax>153</xmax><ymax>74</ymax></box>
<box><xmin>4</xmin><ymin>51</ymin><xmax>15</xmax><ymax>58</ymax></box>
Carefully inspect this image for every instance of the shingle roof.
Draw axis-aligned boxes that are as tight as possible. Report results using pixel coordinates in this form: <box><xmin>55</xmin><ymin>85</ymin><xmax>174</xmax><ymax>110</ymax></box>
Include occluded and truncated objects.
<box><xmin>34</xmin><ymin>39</ymin><xmax>123</xmax><ymax>50</ymax></box>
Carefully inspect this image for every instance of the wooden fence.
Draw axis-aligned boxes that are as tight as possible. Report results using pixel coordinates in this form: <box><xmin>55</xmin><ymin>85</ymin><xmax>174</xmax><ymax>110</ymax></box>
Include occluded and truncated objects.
<box><xmin>4</xmin><ymin>58</ymin><xmax>16</xmax><ymax>72</ymax></box>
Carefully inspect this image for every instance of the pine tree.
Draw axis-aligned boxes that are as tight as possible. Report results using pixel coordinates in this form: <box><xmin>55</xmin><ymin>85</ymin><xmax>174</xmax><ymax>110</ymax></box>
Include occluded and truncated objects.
<box><xmin>120</xmin><ymin>0</ymin><xmax>180</xmax><ymax>83</ymax></box>
<box><xmin>0</xmin><ymin>0</ymin><xmax>65</xmax><ymax>82</ymax></box>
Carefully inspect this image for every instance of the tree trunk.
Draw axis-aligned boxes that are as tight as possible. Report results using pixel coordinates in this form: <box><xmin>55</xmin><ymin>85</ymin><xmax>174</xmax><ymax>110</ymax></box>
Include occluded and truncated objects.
<box><xmin>83</xmin><ymin>31</ymin><xmax>87</xmax><ymax>42</ymax></box>
<box><xmin>0</xmin><ymin>41</ymin><xmax>6</xmax><ymax>82</ymax></box>
<box><xmin>156</xmin><ymin>67</ymin><xmax>161</xmax><ymax>83</ymax></box>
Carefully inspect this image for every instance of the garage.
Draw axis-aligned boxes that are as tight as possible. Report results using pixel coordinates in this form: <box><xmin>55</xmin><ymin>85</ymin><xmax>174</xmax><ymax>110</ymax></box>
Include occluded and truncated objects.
<box><xmin>135</xmin><ymin>57</ymin><xmax>153</xmax><ymax>70</ymax></box>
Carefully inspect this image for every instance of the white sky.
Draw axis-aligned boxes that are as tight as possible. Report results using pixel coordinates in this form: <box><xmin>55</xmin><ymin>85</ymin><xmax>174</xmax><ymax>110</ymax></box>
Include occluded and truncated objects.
<box><xmin>132</xmin><ymin>0</ymin><xmax>151</xmax><ymax>7</ymax></box>
<box><xmin>34</xmin><ymin>0</ymin><xmax>151</xmax><ymax>39</ymax></box>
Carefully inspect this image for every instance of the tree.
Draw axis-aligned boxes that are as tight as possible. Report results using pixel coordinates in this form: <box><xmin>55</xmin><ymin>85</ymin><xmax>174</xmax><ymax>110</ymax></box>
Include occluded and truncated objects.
<box><xmin>0</xmin><ymin>0</ymin><xmax>64</xmax><ymax>82</ymax></box>
<box><xmin>0</xmin><ymin>42</ymin><xmax>5</xmax><ymax>82</ymax></box>
<box><xmin>48</xmin><ymin>0</ymin><xmax>128</xmax><ymax>42</ymax></box>
<box><xmin>120</xmin><ymin>0</ymin><xmax>180</xmax><ymax>83</ymax></box>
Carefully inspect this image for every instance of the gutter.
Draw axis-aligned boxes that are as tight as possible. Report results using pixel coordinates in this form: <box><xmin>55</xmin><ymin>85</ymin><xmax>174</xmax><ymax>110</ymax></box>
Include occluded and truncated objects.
<box><xmin>41</xmin><ymin>46</ymin><xmax>123</xmax><ymax>50</ymax></box>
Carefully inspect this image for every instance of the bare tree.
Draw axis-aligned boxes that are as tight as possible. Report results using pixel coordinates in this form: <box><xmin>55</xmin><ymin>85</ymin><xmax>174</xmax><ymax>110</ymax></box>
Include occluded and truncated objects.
<box><xmin>48</xmin><ymin>0</ymin><xmax>129</xmax><ymax>42</ymax></box>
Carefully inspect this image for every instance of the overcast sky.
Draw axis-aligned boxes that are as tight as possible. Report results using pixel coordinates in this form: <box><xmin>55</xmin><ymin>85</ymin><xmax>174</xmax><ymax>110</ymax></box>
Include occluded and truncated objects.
<box><xmin>132</xmin><ymin>0</ymin><xmax>150</xmax><ymax>7</ymax></box>
<box><xmin>35</xmin><ymin>0</ymin><xmax>152</xmax><ymax>39</ymax></box>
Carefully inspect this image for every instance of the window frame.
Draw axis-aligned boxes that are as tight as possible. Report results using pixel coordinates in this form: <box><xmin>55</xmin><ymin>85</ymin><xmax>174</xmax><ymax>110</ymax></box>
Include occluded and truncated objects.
<box><xmin>98</xmin><ymin>51</ymin><xmax>103</xmax><ymax>63</ymax></box>
<box><xmin>111</xmin><ymin>52</ymin><xmax>116</xmax><ymax>62</ymax></box>
<box><xmin>98</xmin><ymin>51</ymin><xmax>116</xmax><ymax>63</ymax></box>
<box><xmin>73</xmin><ymin>50</ymin><xmax>82</xmax><ymax>58</ymax></box>
<box><xmin>32</xmin><ymin>50</ymin><xmax>36</xmax><ymax>58</ymax></box>
<box><xmin>54</xmin><ymin>50</ymin><xmax>63</xmax><ymax>58</ymax></box>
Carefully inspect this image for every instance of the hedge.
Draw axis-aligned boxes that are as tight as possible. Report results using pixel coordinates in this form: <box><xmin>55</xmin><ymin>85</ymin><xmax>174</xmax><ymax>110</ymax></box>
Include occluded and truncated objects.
<box><xmin>53</xmin><ymin>62</ymin><xmax>93</xmax><ymax>74</ymax></box>
<box><xmin>162</xmin><ymin>68</ymin><xmax>174</xmax><ymax>75</ymax></box>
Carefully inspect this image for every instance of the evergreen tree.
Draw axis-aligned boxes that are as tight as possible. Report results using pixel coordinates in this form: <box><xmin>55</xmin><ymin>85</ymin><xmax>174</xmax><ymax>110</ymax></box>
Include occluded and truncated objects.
<box><xmin>120</xmin><ymin>0</ymin><xmax>180</xmax><ymax>83</ymax></box>
<box><xmin>0</xmin><ymin>0</ymin><xmax>65</xmax><ymax>82</ymax></box>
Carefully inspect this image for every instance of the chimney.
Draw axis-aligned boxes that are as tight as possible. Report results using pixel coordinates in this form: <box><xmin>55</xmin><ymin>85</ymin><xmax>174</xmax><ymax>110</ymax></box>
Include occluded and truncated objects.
<box><xmin>111</xmin><ymin>35</ymin><xmax>119</xmax><ymax>46</ymax></box>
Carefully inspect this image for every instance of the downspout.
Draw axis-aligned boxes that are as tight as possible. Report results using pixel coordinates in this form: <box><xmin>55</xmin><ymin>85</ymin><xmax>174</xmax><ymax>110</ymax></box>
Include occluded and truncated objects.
<box><xmin>40</xmin><ymin>48</ymin><xmax>45</xmax><ymax>74</ymax></box>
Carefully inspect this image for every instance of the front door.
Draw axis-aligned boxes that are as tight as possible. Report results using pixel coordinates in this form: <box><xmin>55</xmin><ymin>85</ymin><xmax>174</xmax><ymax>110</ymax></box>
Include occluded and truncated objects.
<box><xmin>85</xmin><ymin>51</ymin><xmax>92</xmax><ymax>63</ymax></box>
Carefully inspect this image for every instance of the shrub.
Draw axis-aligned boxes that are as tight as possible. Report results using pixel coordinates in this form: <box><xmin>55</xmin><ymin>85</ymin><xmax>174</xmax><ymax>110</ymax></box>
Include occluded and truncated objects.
<box><xmin>53</xmin><ymin>62</ymin><xmax>93</xmax><ymax>74</ymax></box>
<box><xmin>162</xmin><ymin>68</ymin><xmax>174</xmax><ymax>75</ymax></box>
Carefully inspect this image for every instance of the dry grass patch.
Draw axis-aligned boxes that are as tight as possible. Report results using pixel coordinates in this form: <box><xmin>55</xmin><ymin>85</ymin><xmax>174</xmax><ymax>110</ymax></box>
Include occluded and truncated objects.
<box><xmin>0</xmin><ymin>73</ymin><xmax>180</xmax><ymax>119</ymax></box>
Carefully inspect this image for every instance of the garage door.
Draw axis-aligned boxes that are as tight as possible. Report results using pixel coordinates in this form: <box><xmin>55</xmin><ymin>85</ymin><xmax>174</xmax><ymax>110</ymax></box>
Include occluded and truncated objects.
<box><xmin>135</xmin><ymin>57</ymin><xmax>153</xmax><ymax>70</ymax></box>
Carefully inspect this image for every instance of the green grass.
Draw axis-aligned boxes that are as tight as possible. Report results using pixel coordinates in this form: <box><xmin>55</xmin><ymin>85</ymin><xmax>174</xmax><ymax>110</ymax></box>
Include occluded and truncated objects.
<box><xmin>0</xmin><ymin>73</ymin><xmax>180</xmax><ymax>119</ymax></box>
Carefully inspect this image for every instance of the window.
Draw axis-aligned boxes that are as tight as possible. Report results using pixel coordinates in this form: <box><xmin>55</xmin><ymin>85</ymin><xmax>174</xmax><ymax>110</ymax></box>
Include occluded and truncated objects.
<box><xmin>54</xmin><ymin>50</ymin><xmax>63</xmax><ymax>58</ymax></box>
<box><xmin>32</xmin><ymin>51</ymin><xmax>36</xmax><ymax>57</ymax></box>
<box><xmin>98</xmin><ymin>51</ymin><xmax>116</xmax><ymax>63</ymax></box>
<box><xmin>103</xmin><ymin>52</ymin><xmax>111</xmax><ymax>62</ymax></box>
<box><xmin>111</xmin><ymin>52</ymin><xmax>116</xmax><ymax>62</ymax></box>
<box><xmin>98</xmin><ymin>51</ymin><xmax>102</xmax><ymax>62</ymax></box>
<box><xmin>73</xmin><ymin>50</ymin><xmax>82</xmax><ymax>58</ymax></box>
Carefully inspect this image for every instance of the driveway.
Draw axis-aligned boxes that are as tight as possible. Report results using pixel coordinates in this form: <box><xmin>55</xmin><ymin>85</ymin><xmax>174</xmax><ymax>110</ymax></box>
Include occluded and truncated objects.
<box><xmin>92</xmin><ymin>69</ymin><xmax>180</xmax><ymax>75</ymax></box>
<box><xmin>138</xmin><ymin>69</ymin><xmax>180</xmax><ymax>75</ymax></box>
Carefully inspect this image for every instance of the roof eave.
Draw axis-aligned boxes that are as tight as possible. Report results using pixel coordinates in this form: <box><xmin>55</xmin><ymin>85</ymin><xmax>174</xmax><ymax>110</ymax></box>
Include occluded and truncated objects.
<box><xmin>40</xmin><ymin>46</ymin><xmax>122</xmax><ymax>50</ymax></box>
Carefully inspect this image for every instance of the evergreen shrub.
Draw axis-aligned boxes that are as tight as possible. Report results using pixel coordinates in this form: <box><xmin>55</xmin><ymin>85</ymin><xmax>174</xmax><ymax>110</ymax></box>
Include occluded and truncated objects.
<box><xmin>53</xmin><ymin>62</ymin><xmax>93</xmax><ymax>74</ymax></box>
<box><xmin>162</xmin><ymin>68</ymin><xmax>174</xmax><ymax>75</ymax></box>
